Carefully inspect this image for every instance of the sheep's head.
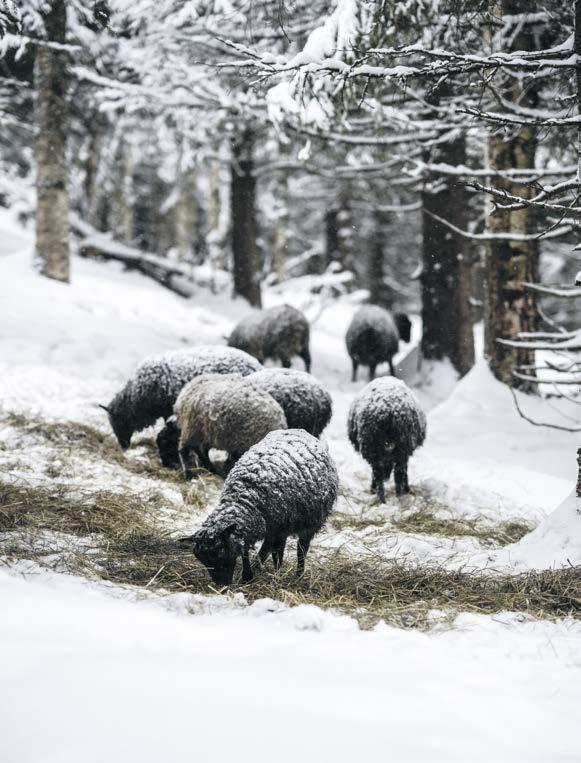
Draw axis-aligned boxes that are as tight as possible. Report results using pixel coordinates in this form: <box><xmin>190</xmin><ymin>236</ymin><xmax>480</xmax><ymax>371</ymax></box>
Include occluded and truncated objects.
<box><xmin>100</xmin><ymin>392</ymin><xmax>133</xmax><ymax>450</ymax></box>
<box><xmin>191</xmin><ymin>523</ymin><xmax>242</xmax><ymax>586</ymax></box>
<box><xmin>156</xmin><ymin>417</ymin><xmax>180</xmax><ymax>468</ymax></box>
<box><xmin>394</xmin><ymin>313</ymin><xmax>412</xmax><ymax>343</ymax></box>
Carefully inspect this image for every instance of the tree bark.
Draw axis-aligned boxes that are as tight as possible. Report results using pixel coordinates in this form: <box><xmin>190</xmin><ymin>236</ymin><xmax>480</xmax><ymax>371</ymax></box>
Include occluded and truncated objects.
<box><xmin>231</xmin><ymin>130</ymin><xmax>261</xmax><ymax>307</ymax></box>
<box><xmin>421</xmin><ymin>134</ymin><xmax>475</xmax><ymax>376</ymax></box>
<box><xmin>368</xmin><ymin>210</ymin><xmax>386</xmax><ymax>306</ymax></box>
<box><xmin>35</xmin><ymin>0</ymin><xmax>70</xmax><ymax>283</ymax></box>
<box><xmin>576</xmin><ymin>0</ymin><xmax>581</xmax><ymax>188</ymax></box>
<box><xmin>326</xmin><ymin>189</ymin><xmax>354</xmax><ymax>272</ymax></box>
<box><xmin>484</xmin><ymin>0</ymin><xmax>540</xmax><ymax>386</ymax></box>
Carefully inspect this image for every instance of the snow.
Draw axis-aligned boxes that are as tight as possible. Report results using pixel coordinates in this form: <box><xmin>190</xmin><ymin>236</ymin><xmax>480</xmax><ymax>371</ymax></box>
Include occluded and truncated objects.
<box><xmin>1</xmin><ymin>567</ymin><xmax>580</xmax><ymax>763</ymax></box>
<box><xmin>1</xmin><ymin>213</ymin><xmax>581</xmax><ymax>761</ymax></box>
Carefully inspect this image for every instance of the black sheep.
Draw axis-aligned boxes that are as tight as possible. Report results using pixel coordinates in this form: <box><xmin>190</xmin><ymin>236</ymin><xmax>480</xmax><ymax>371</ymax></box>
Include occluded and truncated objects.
<box><xmin>246</xmin><ymin>368</ymin><xmax>332</xmax><ymax>437</ymax></box>
<box><xmin>100</xmin><ymin>346</ymin><xmax>261</xmax><ymax>450</ymax></box>
<box><xmin>348</xmin><ymin>377</ymin><xmax>426</xmax><ymax>502</ymax></box>
<box><xmin>228</xmin><ymin>304</ymin><xmax>311</xmax><ymax>371</ymax></box>
<box><xmin>345</xmin><ymin>305</ymin><xmax>411</xmax><ymax>381</ymax></box>
<box><xmin>189</xmin><ymin>429</ymin><xmax>338</xmax><ymax>584</ymax></box>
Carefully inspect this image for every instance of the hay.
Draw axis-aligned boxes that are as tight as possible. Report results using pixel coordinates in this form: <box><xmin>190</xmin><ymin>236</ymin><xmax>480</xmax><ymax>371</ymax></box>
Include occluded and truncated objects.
<box><xmin>2</xmin><ymin>410</ymin><xmax>222</xmax><ymax>500</ymax></box>
<box><xmin>2</xmin><ymin>477</ymin><xmax>580</xmax><ymax>630</ymax></box>
<box><xmin>331</xmin><ymin>508</ymin><xmax>533</xmax><ymax>547</ymax></box>
<box><xmin>1</xmin><ymin>410</ymin><xmax>579</xmax><ymax>631</ymax></box>
<box><xmin>0</xmin><ymin>480</ymin><xmax>180</xmax><ymax>537</ymax></box>
<box><xmin>238</xmin><ymin>549</ymin><xmax>581</xmax><ymax>629</ymax></box>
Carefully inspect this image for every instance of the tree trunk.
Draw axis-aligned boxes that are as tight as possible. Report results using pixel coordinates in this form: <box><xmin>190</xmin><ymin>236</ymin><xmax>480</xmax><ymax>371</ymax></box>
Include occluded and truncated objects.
<box><xmin>326</xmin><ymin>189</ymin><xmax>354</xmax><ymax>272</ymax></box>
<box><xmin>175</xmin><ymin>171</ymin><xmax>197</xmax><ymax>263</ymax></box>
<box><xmin>231</xmin><ymin>130</ymin><xmax>261</xmax><ymax>307</ymax></box>
<box><xmin>368</xmin><ymin>210</ymin><xmax>386</xmax><ymax>306</ymax></box>
<box><xmin>576</xmin><ymin>0</ymin><xmax>581</xmax><ymax>187</ymax></box>
<box><xmin>421</xmin><ymin>134</ymin><xmax>475</xmax><ymax>376</ymax></box>
<box><xmin>35</xmin><ymin>0</ymin><xmax>69</xmax><ymax>283</ymax></box>
<box><xmin>325</xmin><ymin>208</ymin><xmax>339</xmax><ymax>267</ymax></box>
<box><xmin>484</xmin><ymin>0</ymin><xmax>540</xmax><ymax>386</ymax></box>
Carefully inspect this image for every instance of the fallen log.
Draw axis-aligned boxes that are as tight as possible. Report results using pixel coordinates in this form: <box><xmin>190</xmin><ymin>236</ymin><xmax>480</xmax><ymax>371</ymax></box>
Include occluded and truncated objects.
<box><xmin>70</xmin><ymin>213</ymin><xmax>197</xmax><ymax>297</ymax></box>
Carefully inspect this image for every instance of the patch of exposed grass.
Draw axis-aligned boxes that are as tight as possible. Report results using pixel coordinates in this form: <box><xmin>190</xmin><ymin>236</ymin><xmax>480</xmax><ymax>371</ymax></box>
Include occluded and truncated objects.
<box><xmin>1</xmin><ymin>410</ymin><xmax>222</xmax><ymax>501</ymax></box>
<box><xmin>241</xmin><ymin>551</ymin><xmax>581</xmax><ymax>629</ymax></box>
<box><xmin>1</xmin><ymin>478</ymin><xmax>579</xmax><ymax>631</ymax></box>
<box><xmin>331</xmin><ymin>508</ymin><xmax>533</xmax><ymax>548</ymax></box>
<box><xmin>0</xmin><ymin>480</ymin><xmax>183</xmax><ymax>537</ymax></box>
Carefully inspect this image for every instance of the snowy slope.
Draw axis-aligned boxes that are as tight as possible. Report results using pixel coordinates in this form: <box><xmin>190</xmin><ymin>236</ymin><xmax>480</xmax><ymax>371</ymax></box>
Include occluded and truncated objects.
<box><xmin>2</xmin><ymin>217</ymin><xmax>581</xmax><ymax>762</ymax></box>
<box><xmin>1</xmin><ymin>214</ymin><xmax>579</xmax><ymax>567</ymax></box>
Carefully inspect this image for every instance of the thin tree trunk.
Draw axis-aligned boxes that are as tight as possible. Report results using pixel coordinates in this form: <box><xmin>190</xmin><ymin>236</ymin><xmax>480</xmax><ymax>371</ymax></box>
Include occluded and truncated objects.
<box><xmin>576</xmin><ymin>0</ymin><xmax>581</xmax><ymax>187</ymax></box>
<box><xmin>421</xmin><ymin>134</ymin><xmax>475</xmax><ymax>376</ymax></box>
<box><xmin>175</xmin><ymin>172</ymin><xmax>197</xmax><ymax>263</ymax></box>
<box><xmin>484</xmin><ymin>0</ymin><xmax>539</xmax><ymax>386</ymax></box>
<box><xmin>368</xmin><ymin>210</ymin><xmax>386</xmax><ymax>306</ymax></box>
<box><xmin>231</xmin><ymin>130</ymin><xmax>261</xmax><ymax>307</ymax></box>
<box><xmin>35</xmin><ymin>0</ymin><xmax>69</xmax><ymax>283</ymax></box>
<box><xmin>270</xmin><ymin>177</ymin><xmax>289</xmax><ymax>281</ymax></box>
<box><xmin>325</xmin><ymin>207</ymin><xmax>339</xmax><ymax>267</ymax></box>
<box><xmin>325</xmin><ymin>191</ymin><xmax>354</xmax><ymax>272</ymax></box>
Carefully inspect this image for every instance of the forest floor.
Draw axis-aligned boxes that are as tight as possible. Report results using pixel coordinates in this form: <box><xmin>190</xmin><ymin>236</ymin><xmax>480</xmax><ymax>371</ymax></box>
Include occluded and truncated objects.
<box><xmin>1</xmin><ymin>211</ymin><xmax>581</xmax><ymax>762</ymax></box>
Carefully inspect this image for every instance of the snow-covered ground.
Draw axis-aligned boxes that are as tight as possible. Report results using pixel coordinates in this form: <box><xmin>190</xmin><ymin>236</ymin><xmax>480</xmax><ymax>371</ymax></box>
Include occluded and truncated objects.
<box><xmin>2</xmin><ymin>567</ymin><xmax>580</xmax><ymax>763</ymax></box>
<box><xmin>1</xmin><ymin>212</ymin><xmax>581</xmax><ymax>762</ymax></box>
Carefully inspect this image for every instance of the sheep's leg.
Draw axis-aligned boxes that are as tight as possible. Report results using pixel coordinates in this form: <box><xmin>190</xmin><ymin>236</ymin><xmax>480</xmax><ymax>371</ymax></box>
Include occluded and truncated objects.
<box><xmin>179</xmin><ymin>444</ymin><xmax>193</xmax><ymax>481</ymax></box>
<box><xmin>394</xmin><ymin>459</ymin><xmax>410</xmax><ymax>495</ymax></box>
<box><xmin>389</xmin><ymin>358</ymin><xmax>396</xmax><ymax>377</ymax></box>
<box><xmin>280</xmin><ymin>356</ymin><xmax>292</xmax><ymax>369</ymax></box>
<box><xmin>296</xmin><ymin>532</ymin><xmax>314</xmax><ymax>577</ymax></box>
<box><xmin>301</xmin><ymin>349</ymin><xmax>312</xmax><ymax>373</ymax></box>
<box><xmin>258</xmin><ymin>540</ymin><xmax>272</xmax><ymax>566</ymax></box>
<box><xmin>371</xmin><ymin>462</ymin><xmax>386</xmax><ymax>502</ymax></box>
<box><xmin>351</xmin><ymin>360</ymin><xmax>358</xmax><ymax>382</ymax></box>
<box><xmin>241</xmin><ymin>545</ymin><xmax>253</xmax><ymax>583</ymax></box>
<box><xmin>194</xmin><ymin>446</ymin><xmax>215</xmax><ymax>474</ymax></box>
<box><xmin>368</xmin><ymin>364</ymin><xmax>376</xmax><ymax>381</ymax></box>
<box><xmin>372</xmin><ymin>461</ymin><xmax>386</xmax><ymax>503</ymax></box>
<box><xmin>272</xmin><ymin>536</ymin><xmax>287</xmax><ymax>570</ymax></box>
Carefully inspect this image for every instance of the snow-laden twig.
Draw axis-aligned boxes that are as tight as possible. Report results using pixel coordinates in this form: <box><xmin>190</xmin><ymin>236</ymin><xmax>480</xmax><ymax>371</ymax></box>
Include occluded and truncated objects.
<box><xmin>424</xmin><ymin>210</ymin><xmax>572</xmax><ymax>242</ymax></box>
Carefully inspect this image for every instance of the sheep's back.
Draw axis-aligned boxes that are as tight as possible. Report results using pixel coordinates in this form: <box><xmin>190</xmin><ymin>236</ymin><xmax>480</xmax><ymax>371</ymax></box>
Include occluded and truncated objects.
<box><xmin>262</xmin><ymin>305</ymin><xmax>309</xmax><ymax>357</ymax></box>
<box><xmin>352</xmin><ymin>377</ymin><xmax>426</xmax><ymax>457</ymax></box>
<box><xmin>129</xmin><ymin>346</ymin><xmax>261</xmax><ymax>421</ymax></box>
<box><xmin>246</xmin><ymin>368</ymin><xmax>331</xmax><ymax>436</ymax></box>
<box><xmin>204</xmin><ymin>381</ymin><xmax>287</xmax><ymax>453</ymax></box>
<box><xmin>221</xmin><ymin>429</ymin><xmax>338</xmax><ymax>535</ymax></box>
<box><xmin>346</xmin><ymin>305</ymin><xmax>399</xmax><ymax>364</ymax></box>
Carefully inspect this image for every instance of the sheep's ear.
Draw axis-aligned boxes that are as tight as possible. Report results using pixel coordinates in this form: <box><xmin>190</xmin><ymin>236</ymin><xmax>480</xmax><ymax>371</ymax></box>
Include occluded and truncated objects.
<box><xmin>98</xmin><ymin>403</ymin><xmax>110</xmax><ymax>413</ymax></box>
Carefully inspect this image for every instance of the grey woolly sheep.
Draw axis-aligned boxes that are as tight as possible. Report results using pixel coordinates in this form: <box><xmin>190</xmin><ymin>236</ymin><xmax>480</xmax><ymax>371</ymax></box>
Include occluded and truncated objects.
<box><xmin>348</xmin><ymin>377</ymin><xmax>426</xmax><ymax>502</ymax></box>
<box><xmin>346</xmin><ymin>305</ymin><xmax>411</xmax><ymax>381</ymax></box>
<box><xmin>188</xmin><ymin>429</ymin><xmax>338</xmax><ymax>585</ymax></box>
<box><xmin>245</xmin><ymin>368</ymin><xmax>332</xmax><ymax>437</ymax></box>
<box><xmin>228</xmin><ymin>304</ymin><xmax>311</xmax><ymax>371</ymax></box>
<box><xmin>100</xmin><ymin>346</ymin><xmax>261</xmax><ymax>450</ymax></box>
<box><xmin>175</xmin><ymin>375</ymin><xmax>287</xmax><ymax>479</ymax></box>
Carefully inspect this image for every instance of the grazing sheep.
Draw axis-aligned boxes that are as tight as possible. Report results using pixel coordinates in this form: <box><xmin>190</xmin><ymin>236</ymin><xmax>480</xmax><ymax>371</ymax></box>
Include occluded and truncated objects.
<box><xmin>189</xmin><ymin>429</ymin><xmax>338</xmax><ymax>585</ymax></box>
<box><xmin>175</xmin><ymin>375</ymin><xmax>287</xmax><ymax>479</ymax></box>
<box><xmin>246</xmin><ymin>368</ymin><xmax>332</xmax><ymax>437</ymax></box>
<box><xmin>228</xmin><ymin>304</ymin><xmax>311</xmax><ymax>371</ymax></box>
<box><xmin>346</xmin><ymin>305</ymin><xmax>411</xmax><ymax>381</ymax></box>
<box><xmin>348</xmin><ymin>377</ymin><xmax>426</xmax><ymax>502</ymax></box>
<box><xmin>100</xmin><ymin>346</ymin><xmax>261</xmax><ymax>449</ymax></box>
